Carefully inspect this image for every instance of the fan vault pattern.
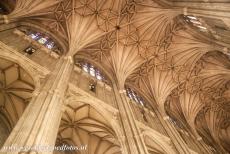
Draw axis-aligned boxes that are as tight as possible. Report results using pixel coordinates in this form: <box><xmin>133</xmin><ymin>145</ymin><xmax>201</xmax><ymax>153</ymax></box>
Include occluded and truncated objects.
<box><xmin>165</xmin><ymin>51</ymin><xmax>230</xmax><ymax>153</ymax></box>
<box><xmin>0</xmin><ymin>0</ymin><xmax>230</xmax><ymax>153</ymax></box>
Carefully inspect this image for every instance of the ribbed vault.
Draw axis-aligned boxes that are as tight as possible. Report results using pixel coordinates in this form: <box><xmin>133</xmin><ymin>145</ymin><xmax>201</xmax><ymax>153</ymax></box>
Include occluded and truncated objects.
<box><xmin>165</xmin><ymin>51</ymin><xmax>230</xmax><ymax>153</ymax></box>
<box><xmin>0</xmin><ymin>57</ymin><xmax>35</xmax><ymax>147</ymax></box>
<box><xmin>0</xmin><ymin>0</ymin><xmax>229</xmax><ymax>152</ymax></box>
<box><xmin>55</xmin><ymin>102</ymin><xmax>121</xmax><ymax>154</ymax></box>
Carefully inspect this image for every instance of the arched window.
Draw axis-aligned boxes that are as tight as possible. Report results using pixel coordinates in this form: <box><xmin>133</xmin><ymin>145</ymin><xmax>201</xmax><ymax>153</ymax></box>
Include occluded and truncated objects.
<box><xmin>184</xmin><ymin>15</ymin><xmax>208</xmax><ymax>32</ymax></box>
<box><xmin>76</xmin><ymin>61</ymin><xmax>109</xmax><ymax>84</ymax></box>
<box><xmin>20</xmin><ymin>29</ymin><xmax>62</xmax><ymax>54</ymax></box>
<box><xmin>126</xmin><ymin>87</ymin><xmax>145</xmax><ymax>106</ymax></box>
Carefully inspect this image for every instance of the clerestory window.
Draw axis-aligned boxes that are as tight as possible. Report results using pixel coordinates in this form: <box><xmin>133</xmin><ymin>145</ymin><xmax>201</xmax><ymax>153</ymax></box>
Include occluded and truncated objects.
<box><xmin>184</xmin><ymin>15</ymin><xmax>208</xmax><ymax>32</ymax></box>
<box><xmin>76</xmin><ymin>61</ymin><xmax>108</xmax><ymax>84</ymax></box>
<box><xmin>126</xmin><ymin>87</ymin><xmax>145</xmax><ymax>106</ymax></box>
<box><xmin>19</xmin><ymin>29</ymin><xmax>61</xmax><ymax>55</ymax></box>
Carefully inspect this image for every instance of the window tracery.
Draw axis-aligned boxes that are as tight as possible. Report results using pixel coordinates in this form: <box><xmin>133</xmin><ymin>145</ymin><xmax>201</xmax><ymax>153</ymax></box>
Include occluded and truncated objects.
<box><xmin>76</xmin><ymin>61</ymin><xmax>108</xmax><ymax>84</ymax></box>
<box><xmin>126</xmin><ymin>87</ymin><xmax>145</xmax><ymax>106</ymax></box>
<box><xmin>20</xmin><ymin>29</ymin><xmax>62</xmax><ymax>54</ymax></box>
<box><xmin>184</xmin><ymin>15</ymin><xmax>208</xmax><ymax>32</ymax></box>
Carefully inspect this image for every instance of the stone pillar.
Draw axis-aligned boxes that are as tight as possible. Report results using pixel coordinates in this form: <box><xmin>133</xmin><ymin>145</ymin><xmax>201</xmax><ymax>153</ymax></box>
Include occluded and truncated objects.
<box><xmin>112</xmin><ymin>85</ymin><xmax>149</xmax><ymax>154</ymax></box>
<box><xmin>0</xmin><ymin>56</ymin><xmax>74</xmax><ymax>154</ymax></box>
<box><xmin>155</xmin><ymin>109</ymin><xmax>191</xmax><ymax>154</ymax></box>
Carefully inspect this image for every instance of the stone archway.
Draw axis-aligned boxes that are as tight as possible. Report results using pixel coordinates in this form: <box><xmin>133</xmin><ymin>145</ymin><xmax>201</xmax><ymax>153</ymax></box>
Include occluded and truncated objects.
<box><xmin>55</xmin><ymin>100</ymin><xmax>122</xmax><ymax>154</ymax></box>
<box><xmin>142</xmin><ymin>130</ymin><xmax>176</xmax><ymax>154</ymax></box>
<box><xmin>0</xmin><ymin>57</ymin><xmax>35</xmax><ymax>148</ymax></box>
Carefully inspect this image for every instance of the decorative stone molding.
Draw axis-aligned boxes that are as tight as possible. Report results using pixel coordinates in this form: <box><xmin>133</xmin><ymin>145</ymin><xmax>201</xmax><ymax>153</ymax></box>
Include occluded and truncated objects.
<box><xmin>183</xmin><ymin>7</ymin><xmax>188</xmax><ymax>15</ymax></box>
<box><xmin>137</xmin><ymin>121</ymin><xmax>171</xmax><ymax>143</ymax></box>
<box><xmin>64</xmin><ymin>56</ymin><xmax>73</xmax><ymax>64</ymax></box>
<box><xmin>3</xmin><ymin>15</ymin><xmax>9</xmax><ymax>24</ymax></box>
<box><xmin>197</xmin><ymin>137</ymin><xmax>202</xmax><ymax>141</ymax></box>
<box><xmin>119</xmin><ymin>89</ymin><xmax>126</xmax><ymax>93</ymax></box>
<box><xmin>97</xmin><ymin>80</ymin><xmax>104</xmax><ymax>87</ymax></box>
<box><xmin>0</xmin><ymin>41</ymin><xmax>48</xmax><ymax>75</ymax></box>
<box><xmin>163</xmin><ymin>116</ymin><xmax>170</xmax><ymax>121</ymax></box>
<box><xmin>149</xmin><ymin>110</ymin><xmax>156</xmax><ymax>117</ymax></box>
<box><xmin>81</xmin><ymin>71</ymin><xmax>89</xmax><ymax>77</ymax></box>
<box><xmin>68</xmin><ymin>83</ymin><xmax>118</xmax><ymax>114</ymax></box>
<box><xmin>105</xmin><ymin>84</ymin><xmax>112</xmax><ymax>91</ymax></box>
<box><xmin>32</xmin><ymin>90</ymin><xmax>40</xmax><ymax>97</ymax></box>
<box><xmin>73</xmin><ymin>65</ymin><xmax>82</xmax><ymax>73</ymax></box>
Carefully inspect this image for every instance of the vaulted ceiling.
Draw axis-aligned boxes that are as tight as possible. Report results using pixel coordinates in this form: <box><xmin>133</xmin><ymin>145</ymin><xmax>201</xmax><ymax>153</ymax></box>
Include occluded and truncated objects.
<box><xmin>55</xmin><ymin>102</ymin><xmax>121</xmax><ymax>154</ymax></box>
<box><xmin>0</xmin><ymin>57</ymin><xmax>34</xmax><ymax>147</ymax></box>
<box><xmin>1</xmin><ymin>0</ymin><xmax>230</xmax><ymax>153</ymax></box>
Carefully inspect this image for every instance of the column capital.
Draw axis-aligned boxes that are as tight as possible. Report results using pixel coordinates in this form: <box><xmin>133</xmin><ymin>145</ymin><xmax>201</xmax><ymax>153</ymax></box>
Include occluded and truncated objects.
<box><xmin>119</xmin><ymin>89</ymin><xmax>126</xmax><ymax>94</ymax></box>
<box><xmin>163</xmin><ymin>116</ymin><xmax>170</xmax><ymax>121</ymax></box>
<box><xmin>63</xmin><ymin>56</ymin><xmax>73</xmax><ymax>64</ymax></box>
<box><xmin>3</xmin><ymin>15</ymin><xmax>9</xmax><ymax>24</ymax></box>
<box><xmin>197</xmin><ymin>136</ymin><xmax>202</xmax><ymax>141</ymax></box>
<box><xmin>32</xmin><ymin>91</ymin><xmax>40</xmax><ymax>97</ymax></box>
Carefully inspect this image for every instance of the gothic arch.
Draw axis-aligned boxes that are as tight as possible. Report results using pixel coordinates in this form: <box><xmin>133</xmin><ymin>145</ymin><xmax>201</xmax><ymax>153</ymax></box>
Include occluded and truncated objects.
<box><xmin>59</xmin><ymin>93</ymin><xmax>126</xmax><ymax>153</ymax></box>
<box><xmin>16</xmin><ymin>21</ymin><xmax>68</xmax><ymax>54</ymax></box>
<box><xmin>0</xmin><ymin>46</ymin><xmax>41</xmax><ymax>91</ymax></box>
<box><xmin>0</xmin><ymin>55</ymin><xmax>39</xmax><ymax>147</ymax></box>
<box><xmin>74</xmin><ymin>55</ymin><xmax>115</xmax><ymax>85</ymax></box>
<box><xmin>142</xmin><ymin>129</ymin><xmax>176</xmax><ymax>154</ymax></box>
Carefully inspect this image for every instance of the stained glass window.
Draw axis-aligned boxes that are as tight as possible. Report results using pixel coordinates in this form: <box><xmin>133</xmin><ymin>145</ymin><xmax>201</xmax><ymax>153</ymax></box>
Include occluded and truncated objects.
<box><xmin>46</xmin><ymin>41</ymin><xmax>55</xmax><ymax>49</ymax></box>
<box><xmin>77</xmin><ymin>61</ymin><xmax>107</xmax><ymax>83</ymax></box>
<box><xmin>82</xmin><ymin>63</ymin><xmax>89</xmax><ymax>72</ymax></box>
<box><xmin>95</xmin><ymin>70</ymin><xmax>102</xmax><ymax>80</ymax></box>
<box><xmin>184</xmin><ymin>15</ymin><xmax>208</xmax><ymax>32</ymax></box>
<box><xmin>89</xmin><ymin>66</ymin><xmax>96</xmax><ymax>77</ymax></box>
<box><xmin>38</xmin><ymin>37</ymin><xmax>48</xmax><ymax>44</ymax></box>
<box><xmin>21</xmin><ymin>29</ymin><xmax>61</xmax><ymax>53</ymax></box>
<box><xmin>126</xmin><ymin>88</ymin><xmax>145</xmax><ymax>106</ymax></box>
<box><xmin>30</xmin><ymin>33</ymin><xmax>41</xmax><ymax>40</ymax></box>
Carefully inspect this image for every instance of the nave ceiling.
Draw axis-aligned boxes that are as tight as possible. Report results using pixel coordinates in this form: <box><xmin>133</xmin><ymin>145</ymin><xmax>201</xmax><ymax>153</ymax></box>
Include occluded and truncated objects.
<box><xmin>0</xmin><ymin>0</ymin><xmax>230</xmax><ymax>153</ymax></box>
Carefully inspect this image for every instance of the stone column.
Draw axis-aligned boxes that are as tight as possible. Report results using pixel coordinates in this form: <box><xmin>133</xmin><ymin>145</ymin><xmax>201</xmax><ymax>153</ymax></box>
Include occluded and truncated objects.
<box><xmin>0</xmin><ymin>56</ymin><xmax>74</xmax><ymax>154</ymax></box>
<box><xmin>155</xmin><ymin>109</ymin><xmax>191</xmax><ymax>154</ymax></box>
<box><xmin>112</xmin><ymin>84</ymin><xmax>149</xmax><ymax>154</ymax></box>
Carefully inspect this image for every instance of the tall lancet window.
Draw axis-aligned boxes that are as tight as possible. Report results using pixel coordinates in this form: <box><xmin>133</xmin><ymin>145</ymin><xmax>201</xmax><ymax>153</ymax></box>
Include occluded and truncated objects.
<box><xmin>76</xmin><ymin>61</ymin><xmax>108</xmax><ymax>84</ymax></box>
<box><xmin>184</xmin><ymin>15</ymin><xmax>208</xmax><ymax>32</ymax></box>
<box><xmin>126</xmin><ymin>87</ymin><xmax>145</xmax><ymax>106</ymax></box>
